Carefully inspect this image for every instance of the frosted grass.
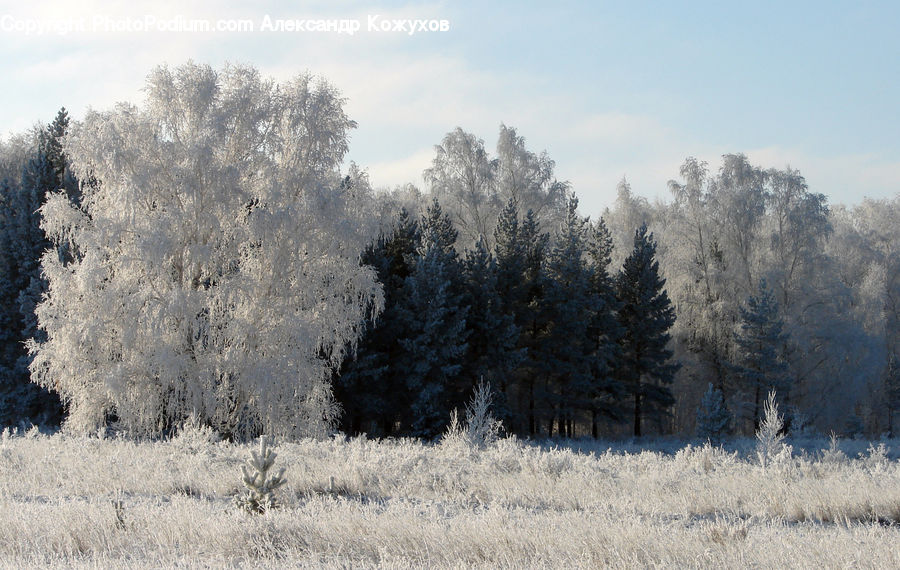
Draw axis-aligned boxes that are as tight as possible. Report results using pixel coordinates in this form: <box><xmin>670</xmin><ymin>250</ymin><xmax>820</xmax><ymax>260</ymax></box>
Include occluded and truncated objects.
<box><xmin>1</xmin><ymin>430</ymin><xmax>899</xmax><ymax>568</ymax></box>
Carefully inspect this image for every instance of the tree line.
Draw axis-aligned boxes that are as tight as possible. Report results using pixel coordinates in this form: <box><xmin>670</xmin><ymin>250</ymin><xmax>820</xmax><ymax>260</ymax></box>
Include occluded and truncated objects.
<box><xmin>333</xmin><ymin>196</ymin><xmax>678</xmax><ymax>439</ymax></box>
<box><xmin>1</xmin><ymin>62</ymin><xmax>898</xmax><ymax>439</ymax></box>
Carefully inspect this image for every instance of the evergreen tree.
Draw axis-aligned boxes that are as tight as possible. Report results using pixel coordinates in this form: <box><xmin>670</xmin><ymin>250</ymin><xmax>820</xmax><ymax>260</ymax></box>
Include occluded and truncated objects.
<box><xmin>340</xmin><ymin>200</ymin><xmax>469</xmax><ymax>439</ymax></box>
<box><xmin>584</xmin><ymin>217</ymin><xmax>624</xmax><ymax>436</ymax></box>
<box><xmin>696</xmin><ymin>383</ymin><xmax>731</xmax><ymax>444</ymax></box>
<box><xmin>517</xmin><ymin>208</ymin><xmax>550</xmax><ymax>434</ymax></box>
<box><xmin>0</xmin><ymin>182</ymin><xmax>18</xmax><ymax>421</ymax></box>
<box><xmin>492</xmin><ymin>201</ymin><xmax>549</xmax><ymax>434</ymax></box>
<box><xmin>537</xmin><ymin>196</ymin><xmax>594</xmax><ymax>437</ymax></box>
<box><xmin>730</xmin><ymin>279</ymin><xmax>790</xmax><ymax>432</ymax></box>
<box><xmin>616</xmin><ymin>224</ymin><xmax>680</xmax><ymax>437</ymax></box>
<box><xmin>0</xmin><ymin>109</ymin><xmax>76</xmax><ymax>427</ymax></box>
<box><xmin>493</xmin><ymin>200</ymin><xmax>527</xmax><ymax>326</ymax></box>
<box><xmin>334</xmin><ymin>209</ymin><xmax>420</xmax><ymax>435</ymax></box>
<box><xmin>395</xmin><ymin>223</ymin><xmax>469</xmax><ymax>438</ymax></box>
<box><xmin>420</xmin><ymin>197</ymin><xmax>459</xmax><ymax>255</ymax></box>
<box><xmin>460</xmin><ymin>237</ymin><xmax>521</xmax><ymax>424</ymax></box>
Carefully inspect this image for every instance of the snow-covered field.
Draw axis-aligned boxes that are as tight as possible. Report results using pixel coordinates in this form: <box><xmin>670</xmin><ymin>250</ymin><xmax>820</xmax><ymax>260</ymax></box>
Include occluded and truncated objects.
<box><xmin>1</xmin><ymin>428</ymin><xmax>899</xmax><ymax>568</ymax></box>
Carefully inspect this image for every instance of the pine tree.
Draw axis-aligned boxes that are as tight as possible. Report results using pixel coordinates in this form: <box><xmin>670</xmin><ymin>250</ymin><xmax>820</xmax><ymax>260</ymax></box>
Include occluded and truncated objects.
<box><xmin>518</xmin><ymin>209</ymin><xmax>550</xmax><ymax>434</ymax></box>
<box><xmin>696</xmin><ymin>383</ymin><xmax>731</xmax><ymax>444</ymax></box>
<box><xmin>460</xmin><ymin>237</ymin><xmax>522</xmax><ymax>424</ymax></box>
<box><xmin>0</xmin><ymin>109</ymin><xmax>76</xmax><ymax>427</ymax></box>
<box><xmin>340</xmin><ymin>200</ymin><xmax>470</xmax><ymax>439</ymax></box>
<box><xmin>0</xmin><ymin>182</ymin><xmax>18</xmax><ymax>422</ymax></box>
<box><xmin>730</xmin><ymin>279</ymin><xmax>790</xmax><ymax>432</ymax></box>
<box><xmin>616</xmin><ymin>224</ymin><xmax>680</xmax><ymax>437</ymax></box>
<box><xmin>492</xmin><ymin>201</ymin><xmax>549</xmax><ymax>434</ymax></box>
<box><xmin>584</xmin><ymin>217</ymin><xmax>624</xmax><ymax>436</ymax></box>
<box><xmin>493</xmin><ymin>200</ymin><xmax>527</xmax><ymax>328</ymax></box>
<box><xmin>395</xmin><ymin>222</ymin><xmax>469</xmax><ymax>438</ymax></box>
<box><xmin>233</xmin><ymin>436</ymin><xmax>287</xmax><ymax>514</ymax></box>
<box><xmin>420</xmin><ymin>197</ymin><xmax>459</xmax><ymax>255</ymax></box>
<box><xmin>334</xmin><ymin>209</ymin><xmax>420</xmax><ymax>436</ymax></box>
<box><xmin>538</xmin><ymin>196</ymin><xmax>595</xmax><ymax>437</ymax></box>
<box><xmin>755</xmin><ymin>391</ymin><xmax>786</xmax><ymax>469</ymax></box>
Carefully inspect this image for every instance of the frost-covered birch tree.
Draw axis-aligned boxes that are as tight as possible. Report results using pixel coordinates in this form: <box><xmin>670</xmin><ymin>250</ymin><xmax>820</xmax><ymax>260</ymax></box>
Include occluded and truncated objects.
<box><xmin>28</xmin><ymin>62</ymin><xmax>381</xmax><ymax>439</ymax></box>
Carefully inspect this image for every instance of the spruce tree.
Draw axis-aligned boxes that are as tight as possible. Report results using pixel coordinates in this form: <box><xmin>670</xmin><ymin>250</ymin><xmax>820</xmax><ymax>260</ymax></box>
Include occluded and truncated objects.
<box><xmin>616</xmin><ymin>224</ymin><xmax>680</xmax><ymax>437</ymax></box>
<box><xmin>0</xmin><ymin>182</ymin><xmax>18</xmax><ymax>422</ymax></box>
<box><xmin>494</xmin><ymin>199</ymin><xmax>527</xmax><ymax>310</ymax></box>
<box><xmin>730</xmin><ymin>279</ymin><xmax>790</xmax><ymax>432</ymax></box>
<box><xmin>518</xmin><ymin>209</ymin><xmax>550</xmax><ymax>434</ymax></box>
<box><xmin>420</xmin><ymin>197</ymin><xmax>459</xmax><ymax>255</ymax></box>
<box><xmin>339</xmin><ymin>199</ymin><xmax>470</xmax><ymax>438</ymax></box>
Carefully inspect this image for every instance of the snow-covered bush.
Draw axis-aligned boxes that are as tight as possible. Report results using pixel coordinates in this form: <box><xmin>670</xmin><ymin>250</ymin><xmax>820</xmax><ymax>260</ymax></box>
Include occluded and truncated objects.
<box><xmin>863</xmin><ymin>442</ymin><xmax>890</xmax><ymax>472</ymax></box>
<box><xmin>173</xmin><ymin>412</ymin><xmax>221</xmax><ymax>451</ymax></box>
<box><xmin>444</xmin><ymin>380</ymin><xmax>503</xmax><ymax>449</ymax></box>
<box><xmin>756</xmin><ymin>391</ymin><xmax>788</xmax><ymax>468</ymax></box>
<box><xmin>819</xmin><ymin>432</ymin><xmax>847</xmax><ymax>466</ymax></box>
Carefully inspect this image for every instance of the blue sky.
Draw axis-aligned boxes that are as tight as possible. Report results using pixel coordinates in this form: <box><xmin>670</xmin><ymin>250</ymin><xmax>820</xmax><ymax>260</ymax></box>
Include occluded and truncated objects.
<box><xmin>1</xmin><ymin>0</ymin><xmax>897</xmax><ymax>218</ymax></box>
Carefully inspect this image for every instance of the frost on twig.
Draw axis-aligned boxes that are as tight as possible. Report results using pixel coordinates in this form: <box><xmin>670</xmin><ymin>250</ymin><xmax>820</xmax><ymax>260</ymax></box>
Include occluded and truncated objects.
<box><xmin>233</xmin><ymin>436</ymin><xmax>287</xmax><ymax>514</ymax></box>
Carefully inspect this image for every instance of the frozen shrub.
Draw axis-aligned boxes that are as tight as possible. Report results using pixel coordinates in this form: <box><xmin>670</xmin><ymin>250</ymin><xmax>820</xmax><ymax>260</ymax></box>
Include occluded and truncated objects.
<box><xmin>863</xmin><ymin>442</ymin><xmax>890</xmax><ymax>472</ymax></box>
<box><xmin>443</xmin><ymin>380</ymin><xmax>503</xmax><ymax>449</ymax></box>
<box><xmin>756</xmin><ymin>391</ymin><xmax>787</xmax><ymax>469</ymax></box>
<box><xmin>233</xmin><ymin>436</ymin><xmax>287</xmax><ymax>514</ymax></box>
<box><xmin>173</xmin><ymin>412</ymin><xmax>221</xmax><ymax>451</ymax></box>
<box><xmin>676</xmin><ymin>441</ymin><xmax>737</xmax><ymax>474</ymax></box>
<box><xmin>819</xmin><ymin>432</ymin><xmax>847</xmax><ymax>466</ymax></box>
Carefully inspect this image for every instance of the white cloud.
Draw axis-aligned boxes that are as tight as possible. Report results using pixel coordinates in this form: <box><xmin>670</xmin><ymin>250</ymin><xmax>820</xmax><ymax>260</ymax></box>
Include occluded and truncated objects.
<box><xmin>566</xmin><ymin>112</ymin><xmax>672</xmax><ymax>148</ymax></box>
<box><xmin>357</xmin><ymin>147</ymin><xmax>434</xmax><ymax>191</ymax></box>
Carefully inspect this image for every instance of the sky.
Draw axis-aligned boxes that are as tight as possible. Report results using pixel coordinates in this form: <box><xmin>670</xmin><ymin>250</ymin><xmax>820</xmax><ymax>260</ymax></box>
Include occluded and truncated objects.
<box><xmin>0</xmin><ymin>0</ymin><xmax>898</xmax><ymax>219</ymax></box>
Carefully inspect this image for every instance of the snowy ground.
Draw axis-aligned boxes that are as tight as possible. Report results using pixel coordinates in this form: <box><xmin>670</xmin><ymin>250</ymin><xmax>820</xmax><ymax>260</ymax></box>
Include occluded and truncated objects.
<box><xmin>1</xmin><ymin>428</ymin><xmax>899</xmax><ymax>568</ymax></box>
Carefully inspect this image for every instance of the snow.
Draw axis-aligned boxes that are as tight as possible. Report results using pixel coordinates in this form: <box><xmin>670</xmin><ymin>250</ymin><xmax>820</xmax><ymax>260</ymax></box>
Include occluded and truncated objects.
<box><xmin>1</xmin><ymin>429</ymin><xmax>898</xmax><ymax>567</ymax></box>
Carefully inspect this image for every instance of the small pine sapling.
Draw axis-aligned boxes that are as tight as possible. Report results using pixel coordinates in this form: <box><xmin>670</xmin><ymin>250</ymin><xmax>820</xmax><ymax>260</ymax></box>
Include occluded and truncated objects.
<box><xmin>696</xmin><ymin>383</ymin><xmax>731</xmax><ymax>445</ymax></box>
<box><xmin>233</xmin><ymin>436</ymin><xmax>287</xmax><ymax>514</ymax></box>
<box><xmin>756</xmin><ymin>391</ymin><xmax>786</xmax><ymax>468</ymax></box>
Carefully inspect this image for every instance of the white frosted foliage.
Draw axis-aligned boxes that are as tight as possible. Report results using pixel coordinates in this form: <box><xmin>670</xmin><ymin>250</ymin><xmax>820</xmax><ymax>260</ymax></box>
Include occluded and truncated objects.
<box><xmin>28</xmin><ymin>62</ymin><xmax>381</xmax><ymax>439</ymax></box>
<box><xmin>756</xmin><ymin>391</ymin><xmax>788</xmax><ymax>469</ymax></box>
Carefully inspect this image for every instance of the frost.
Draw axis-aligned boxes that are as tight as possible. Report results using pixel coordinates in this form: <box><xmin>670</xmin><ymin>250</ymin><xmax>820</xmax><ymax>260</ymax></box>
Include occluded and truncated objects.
<box><xmin>27</xmin><ymin>63</ymin><xmax>382</xmax><ymax>440</ymax></box>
